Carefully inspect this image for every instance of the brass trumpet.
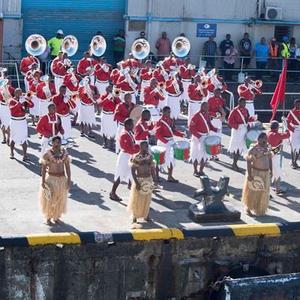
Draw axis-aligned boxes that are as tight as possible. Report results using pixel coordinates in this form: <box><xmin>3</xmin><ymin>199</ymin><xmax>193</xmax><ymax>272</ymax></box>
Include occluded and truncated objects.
<box><xmin>249</xmin><ymin>79</ymin><xmax>263</xmax><ymax>92</ymax></box>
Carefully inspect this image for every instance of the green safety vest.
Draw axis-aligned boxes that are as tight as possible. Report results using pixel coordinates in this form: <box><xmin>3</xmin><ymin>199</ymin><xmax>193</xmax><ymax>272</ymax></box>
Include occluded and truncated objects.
<box><xmin>281</xmin><ymin>43</ymin><xmax>290</xmax><ymax>58</ymax></box>
<box><xmin>48</xmin><ymin>37</ymin><xmax>63</xmax><ymax>57</ymax></box>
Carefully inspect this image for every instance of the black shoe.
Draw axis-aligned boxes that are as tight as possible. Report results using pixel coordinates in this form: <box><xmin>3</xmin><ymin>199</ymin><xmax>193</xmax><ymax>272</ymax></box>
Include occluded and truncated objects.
<box><xmin>88</xmin><ymin>134</ymin><xmax>95</xmax><ymax>139</ymax></box>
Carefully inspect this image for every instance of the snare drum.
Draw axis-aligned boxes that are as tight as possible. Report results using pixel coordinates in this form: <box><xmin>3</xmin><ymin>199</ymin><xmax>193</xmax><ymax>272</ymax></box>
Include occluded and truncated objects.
<box><xmin>173</xmin><ymin>141</ymin><xmax>190</xmax><ymax>161</ymax></box>
<box><xmin>245</xmin><ymin>129</ymin><xmax>261</xmax><ymax>149</ymax></box>
<box><xmin>204</xmin><ymin>135</ymin><xmax>222</xmax><ymax>156</ymax></box>
<box><xmin>151</xmin><ymin>146</ymin><xmax>166</xmax><ymax>165</ymax></box>
<box><xmin>143</xmin><ymin>105</ymin><xmax>160</xmax><ymax>122</ymax></box>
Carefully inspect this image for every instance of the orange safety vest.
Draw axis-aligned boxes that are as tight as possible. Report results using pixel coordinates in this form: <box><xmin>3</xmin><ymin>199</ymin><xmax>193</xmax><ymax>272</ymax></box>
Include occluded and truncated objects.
<box><xmin>269</xmin><ymin>43</ymin><xmax>278</xmax><ymax>57</ymax></box>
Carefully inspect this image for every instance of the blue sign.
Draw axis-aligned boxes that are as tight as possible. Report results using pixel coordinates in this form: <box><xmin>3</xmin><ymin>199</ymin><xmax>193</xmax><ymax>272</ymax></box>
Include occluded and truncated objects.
<box><xmin>197</xmin><ymin>23</ymin><xmax>217</xmax><ymax>38</ymax></box>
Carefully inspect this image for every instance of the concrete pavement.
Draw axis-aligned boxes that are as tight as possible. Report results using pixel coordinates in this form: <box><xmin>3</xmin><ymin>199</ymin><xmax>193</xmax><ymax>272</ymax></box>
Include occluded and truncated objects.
<box><xmin>0</xmin><ymin>118</ymin><xmax>299</xmax><ymax>236</ymax></box>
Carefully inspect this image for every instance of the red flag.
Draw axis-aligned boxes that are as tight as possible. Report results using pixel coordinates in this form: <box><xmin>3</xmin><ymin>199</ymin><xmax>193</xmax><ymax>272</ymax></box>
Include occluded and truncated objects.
<box><xmin>270</xmin><ymin>59</ymin><xmax>287</xmax><ymax>121</ymax></box>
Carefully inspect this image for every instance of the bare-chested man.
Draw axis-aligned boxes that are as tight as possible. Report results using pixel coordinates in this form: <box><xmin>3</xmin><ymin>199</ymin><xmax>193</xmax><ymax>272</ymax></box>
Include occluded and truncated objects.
<box><xmin>127</xmin><ymin>141</ymin><xmax>157</xmax><ymax>225</ymax></box>
<box><xmin>39</xmin><ymin>135</ymin><xmax>71</xmax><ymax>225</ymax></box>
<box><xmin>242</xmin><ymin>132</ymin><xmax>272</xmax><ymax>216</ymax></box>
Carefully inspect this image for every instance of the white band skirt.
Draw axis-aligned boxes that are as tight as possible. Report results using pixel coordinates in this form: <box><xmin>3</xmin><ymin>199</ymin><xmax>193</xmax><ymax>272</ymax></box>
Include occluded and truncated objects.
<box><xmin>188</xmin><ymin>101</ymin><xmax>201</xmax><ymax>123</ymax></box>
<box><xmin>114</xmin><ymin>151</ymin><xmax>132</xmax><ymax>183</ymax></box>
<box><xmin>39</xmin><ymin>99</ymin><xmax>52</xmax><ymax>117</ymax></box>
<box><xmin>101</xmin><ymin>112</ymin><xmax>117</xmax><ymax>139</ymax></box>
<box><xmin>59</xmin><ymin>114</ymin><xmax>72</xmax><ymax>139</ymax></box>
<box><xmin>290</xmin><ymin>127</ymin><xmax>300</xmax><ymax>152</ymax></box>
<box><xmin>167</xmin><ymin>94</ymin><xmax>181</xmax><ymax>119</ymax></box>
<box><xmin>190</xmin><ymin>135</ymin><xmax>208</xmax><ymax>163</ymax></box>
<box><xmin>272</xmin><ymin>154</ymin><xmax>283</xmax><ymax>181</ymax></box>
<box><xmin>246</xmin><ymin>102</ymin><xmax>255</xmax><ymax>117</ymax></box>
<box><xmin>95</xmin><ymin>80</ymin><xmax>109</xmax><ymax>96</ymax></box>
<box><xmin>29</xmin><ymin>95</ymin><xmax>40</xmax><ymax>117</ymax></box>
<box><xmin>54</xmin><ymin>76</ymin><xmax>64</xmax><ymax>92</ymax></box>
<box><xmin>10</xmin><ymin>118</ymin><xmax>28</xmax><ymax>144</ymax></box>
<box><xmin>0</xmin><ymin>104</ymin><xmax>11</xmax><ymax>129</ymax></box>
<box><xmin>211</xmin><ymin>118</ymin><xmax>223</xmax><ymax>138</ymax></box>
<box><xmin>115</xmin><ymin>123</ymin><xmax>124</xmax><ymax>153</ymax></box>
<box><xmin>78</xmin><ymin>103</ymin><xmax>96</xmax><ymax>126</ymax></box>
<box><xmin>228</xmin><ymin>125</ymin><xmax>247</xmax><ymax>155</ymax></box>
<box><xmin>182</xmin><ymin>80</ymin><xmax>191</xmax><ymax>102</ymax></box>
<box><xmin>157</xmin><ymin>139</ymin><xmax>175</xmax><ymax>168</ymax></box>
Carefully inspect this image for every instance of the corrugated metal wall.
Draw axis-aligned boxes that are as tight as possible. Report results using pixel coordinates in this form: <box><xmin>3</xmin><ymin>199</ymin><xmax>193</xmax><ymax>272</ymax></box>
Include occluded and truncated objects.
<box><xmin>22</xmin><ymin>0</ymin><xmax>125</xmax><ymax>63</ymax></box>
<box><xmin>0</xmin><ymin>0</ymin><xmax>21</xmax><ymax>17</ymax></box>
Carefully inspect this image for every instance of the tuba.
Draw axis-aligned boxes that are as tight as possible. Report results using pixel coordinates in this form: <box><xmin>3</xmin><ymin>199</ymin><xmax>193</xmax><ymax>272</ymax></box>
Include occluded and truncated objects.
<box><xmin>131</xmin><ymin>38</ymin><xmax>150</xmax><ymax>60</ymax></box>
<box><xmin>25</xmin><ymin>34</ymin><xmax>47</xmax><ymax>57</ymax></box>
<box><xmin>172</xmin><ymin>36</ymin><xmax>191</xmax><ymax>58</ymax></box>
<box><xmin>90</xmin><ymin>35</ymin><xmax>106</xmax><ymax>57</ymax></box>
<box><xmin>61</xmin><ymin>35</ymin><xmax>78</xmax><ymax>57</ymax></box>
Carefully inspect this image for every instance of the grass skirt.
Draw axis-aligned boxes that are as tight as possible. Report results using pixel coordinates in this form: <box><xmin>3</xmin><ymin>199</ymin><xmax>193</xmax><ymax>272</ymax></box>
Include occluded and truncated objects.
<box><xmin>39</xmin><ymin>175</ymin><xmax>68</xmax><ymax>219</ymax></box>
<box><xmin>127</xmin><ymin>177</ymin><xmax>153</xmax><ymax>219</ymax></box>
<box><xmin>242</xmin><ymin>169</ymin><xmax>270</xmax><ymax>216</ymax></box>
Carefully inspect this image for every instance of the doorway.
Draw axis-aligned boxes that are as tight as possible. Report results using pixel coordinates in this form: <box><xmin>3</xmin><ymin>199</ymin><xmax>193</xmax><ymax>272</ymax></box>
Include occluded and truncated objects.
<box><xmin>274</xmin><ymin>26</ymin><xmax>293</xmax><ymax>42</ymax></box>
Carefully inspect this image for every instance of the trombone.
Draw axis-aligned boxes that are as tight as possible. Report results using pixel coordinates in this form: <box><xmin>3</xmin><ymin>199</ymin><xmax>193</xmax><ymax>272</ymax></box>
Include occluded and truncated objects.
<box><xmin>249</xmin><ymin>80</ymin><xmax>263</xmax><ymax>93</ymax></box>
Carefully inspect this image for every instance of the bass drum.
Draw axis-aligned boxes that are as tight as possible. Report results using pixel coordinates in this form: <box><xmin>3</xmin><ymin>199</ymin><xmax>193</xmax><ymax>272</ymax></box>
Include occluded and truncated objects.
<box><xmin>204</xmin><ymin>135</ymin><xmax>222</xmax><ymax>156</ymax></box>
<box><xmin>129</xmin><ymin>105</ymin><xmax>144</xmax><ymax>126</ymax></box>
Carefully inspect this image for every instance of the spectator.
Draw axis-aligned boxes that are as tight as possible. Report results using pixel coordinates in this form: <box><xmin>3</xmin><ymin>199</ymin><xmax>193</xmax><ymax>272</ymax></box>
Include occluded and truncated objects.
<box><xmin>239</xmin><ymin>32</ymin><xmax>252</xmax><ymax>68</ymax></box>
<box><xmin>288</xmin><ymin>37</ymin><xmax>298</xmax><ymax>80</ymax></box>
<box><xmin>223</xmin><ymin>45</ymin><xmax>238</xmax><ymax>81</ymax></box>
<box><xmin>255</xmin><ymin>37</ymin><xmax>269</xmax><ymax>79</ymax></box>
<box><xmin>155</xmin><ymin>32</ymin><xmax>171</xmax><ymax>61</ymax></box>
<box><xmin>219</xmin><ymin>34</ymin><xmax>234</xmax><ymax>56</ymax></box>
<box><xmin>48</xmin><ymin>29</ymin><xmax>64</xmax><ymax>59</ymax></box>
<box><xmin>280</xmin><ymin>36</ymin><xmax>290</xmax><ymax>59</ymax></box>
<box><xmin>202</xmin><ymin>36</ymin><xmax>217</xmax><ymax>68</ymax></box>
<box><xmin>268</xmin><ymin>37</ymin><xmax>279</xmax><ymax>80</ymax></box>
<box><xmin>113</xmin><ymin>29</ymin><xmax>126</xmax><ymax>65</ymax></box>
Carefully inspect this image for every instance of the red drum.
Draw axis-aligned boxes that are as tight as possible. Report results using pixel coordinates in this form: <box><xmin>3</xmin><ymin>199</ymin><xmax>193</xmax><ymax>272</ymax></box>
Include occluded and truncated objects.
<box><xmin>204</xmin><ymin>135</ymin><xmax>222</xmax><ymax>156</ymax></box>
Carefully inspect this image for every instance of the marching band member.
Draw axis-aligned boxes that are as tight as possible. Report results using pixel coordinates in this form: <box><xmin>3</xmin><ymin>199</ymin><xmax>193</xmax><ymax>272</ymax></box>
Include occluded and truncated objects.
<box><xmin>36</xmin><ymin>103</ymin><xmax>64</xmax><ymax>156</ymax></box>
<box><xmin>77</xmin><ymin>51</ymin><xmax>97</xmax><ymax>84</ymax></box>
<box><xmin>50</xmin><ymin>52</ymin><xmax>68</xmax><ymax>91</ymax></box>
<box><xmin>207</xmin><ymin>89</ymin><xmax>226</xmax><ymax>137</ymax></box>
<box><xmin>63</xmin><ymin>68</ymin><xmax>81</xmax><ymax>125</ymax></box>
<box><xmin>20</xmin><ymin>54</ymin><xmax>39</xmax><ymax>91</ymax></box>
<box><xmin>155</xmin><ymin>106</ymin><xmax>185</xmax><ymax>183</ymax></box>
<box><xmin>140</xmin><ymin>60</ymin><xmax>153</xmax><ymax>103</ymax></box>
<box><xmin>162</xmin><ymin>53</ymin><xmax>178</xmax><ymax>72</ymax></box>
<box><xmin>28</xmin><ymin>70</ymin><xmax>42</xmax><ymax>126</ymax></box>
<box><xmin>110</xmin><ymin>118</ymin><xmax>140</xmax><ymax>202</ymax></box>
<box><xmin>208</xmin><ymin>88</ymin><xmax>226</xmax><ymax>160</ymax></box>
<box><xmin>0</xmin><ymin>79</ymin><xmax>14</xmax><ymax>144</ymax></box>
<box><xmin>267</xmin><ymin>120</ymin><xmax>290</xmax><ymax>194</ymax></box>
<box><xmin>134</xmin><ymin>109</ymin><xmax>154</xmax><ymax>143</ymax></box>
<box><xmin>52</xmin><ymin>85</ymin><xmax>76</xmax><ymax>139</ymax></box>
<box><xmin>179</xmin><ymin>57</ymin><xmax>196</xmax><ymax>102</ymax></box>
<box><xmin>78</xmin><ymin>77</ymin><xmax>99</xmax><ymax>138</ymax></box>
<box><xmin>144</xmin><ymin>78</ymin><xmax>165</xmax><ymax>108</ymax></box>
<box><xmin>153</xmin><ymin>65</ymin><xmax>168</xmax><ymax>110</ymax></box>
<box><xmin>114</xmin><ymin>93</ymin><xmax>135</xmax><ymax>153</ymax></box>
<box><xmin>165</xmin><ymin>71</ymin><xmax>183</xmax><ymax>120</ymax></box>
<box><xmin>9</xmin><ymin>88</ymin><xmax>34</xmax><ymax>161</ymax></box>
<box><xmin>237</xmin><ymin>76</ymin><xmax>262</xmax><ymax>117</ymax></box>
<box><xmin>116</xmin><ymin>68</ymin><xmax>138</xmax><ymax>104</ymax></box>
<box><xmin>228</xmin><ymin>98</ymin><xmax>254</xmax><ymax>171</ymax></box>
<box><xmin>94</xmin><ymin>56</ymin><xmax>111</xmax><ymax>96</ymax></box>
<box><xmin>110</xmin><ymin>67</ymin><xmax>121</xmax><ymax>86</ymax></box>
<box><xmin>287</xmin><ymin>99</ymin><xmax>300</xmax><ymax>169</ymax></box>
<box><xmin>207</xmin><ymin>71</ymin><xmax>227</xmax><ymax>97</ymax></box>
<box><xmin>36</xmin><ymin>75</ymin><xmax>56</xmax><ymax>117</ymax></box>
<box><xmin>189</xmin><ymin>102</ymin><xmax>218</xmax><ymax>176</ymax></box>
<box><xmin>98</xmin><ymin>84</ymin><xmax>121</xmax><ymax>150</ymax></box>
<box><xmin>120</xmin><ymin>53</ymin><xmax>141</xmax><ymax>70</ymax></box>
<box><xmin>187</xmin><ymin>74</ymin><xmax>207</xmax><ymax>124</ymax></box>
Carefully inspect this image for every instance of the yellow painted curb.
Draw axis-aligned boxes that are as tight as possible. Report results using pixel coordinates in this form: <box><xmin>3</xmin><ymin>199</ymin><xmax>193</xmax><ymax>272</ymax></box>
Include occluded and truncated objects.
<box><xmin>27</xmin><ymin>233</ymin><xmax>81</xmax><ymax>246</ymax></box>
<box><xmin>229</xmin><ymin>223</ymin><xmax>280</xmax><ymax>237</ymax></box>
<box><xmin>131</xmin><ymin>228</ymin><xmax>184</xmax><ymax>241</ymax></box>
